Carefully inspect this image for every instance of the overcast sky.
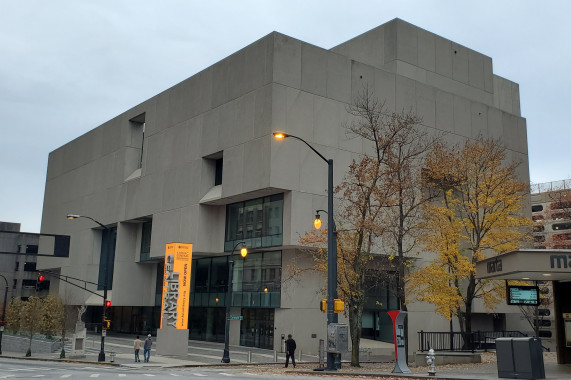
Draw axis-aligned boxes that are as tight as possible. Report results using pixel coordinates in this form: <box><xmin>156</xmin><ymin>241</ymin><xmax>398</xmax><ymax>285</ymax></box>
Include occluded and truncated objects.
<box><xmin>1</xmin><ymin>0</ymin><xmax>570</xmax><ymax>232</ymax></box>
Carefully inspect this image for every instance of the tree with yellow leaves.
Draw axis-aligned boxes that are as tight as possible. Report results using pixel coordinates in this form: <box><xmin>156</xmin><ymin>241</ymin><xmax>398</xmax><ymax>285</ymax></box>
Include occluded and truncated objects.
<box><xmin>407</xmin><ymin>138</ymin><xmax>532</xmax><ymax>335</ymax></box>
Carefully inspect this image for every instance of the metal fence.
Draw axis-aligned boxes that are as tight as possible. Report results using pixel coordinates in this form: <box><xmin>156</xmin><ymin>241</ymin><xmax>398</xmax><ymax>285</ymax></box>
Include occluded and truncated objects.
<box><xmin>530</xmin><ymin>179</ymin><xmax>571</xmax><ymax>194</ymax></box>
<box><xmin>418</xmin><ymin>330</ymin><xmax>528</xmax><ymax>352</ymax></box>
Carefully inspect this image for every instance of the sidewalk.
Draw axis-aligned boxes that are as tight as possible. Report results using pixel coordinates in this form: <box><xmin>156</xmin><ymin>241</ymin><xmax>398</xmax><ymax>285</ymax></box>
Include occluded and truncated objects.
<box><xmin>2</xmin><ymin>339</ymin><xmax>571</xmax><ymax>379</ymax></box>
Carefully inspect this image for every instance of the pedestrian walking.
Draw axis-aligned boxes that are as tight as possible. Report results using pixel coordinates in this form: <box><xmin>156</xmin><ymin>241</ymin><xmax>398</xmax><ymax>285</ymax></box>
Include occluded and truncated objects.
<box><xmin>143</xmin><ymin>334</ymin><xmax>152</xmax><ymax>362</ymax></box>
<box><xmin>285</xmin><ymin>334</ymin><xmax>296</xmax><ymax>368</ymax></box>
<box><xmin>133</xmin><ymin>335</ymin><xmax>143</xmax><ymax>362</ymax></box>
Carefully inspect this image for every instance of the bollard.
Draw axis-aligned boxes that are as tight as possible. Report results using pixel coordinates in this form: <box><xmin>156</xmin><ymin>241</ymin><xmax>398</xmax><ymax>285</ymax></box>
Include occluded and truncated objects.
<box><xmin>274</xmin><ymin>350</ymin><xmax>278</xmax><ymax>362</ymax></box>
<box><xmin>298</xmin><ymin>349</ymin><xmax>302</xmax><ymax>362</ymax></box>
<box><xmin>426</xmin><ymin>348</ymin><xmax>435</xmax><ymax>376</ymax></box>
<box><xmin>248</xmin><ymin>351</ymin><xmax>252</xmax><ymax>363</ymax></box>
<box><xmin>110</xmin><ymin>350</ymin><xmax>116</xmax><ymax>363</ymax></box>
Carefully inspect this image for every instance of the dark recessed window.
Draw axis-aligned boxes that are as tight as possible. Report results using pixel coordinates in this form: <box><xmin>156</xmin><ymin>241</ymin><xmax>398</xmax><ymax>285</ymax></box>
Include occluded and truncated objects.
<box><xmin>538</xmin><ymin>309</ymin><xmax>550</xmax><ymax>316</ymax></box>
<box><xmin>22</xmin><ymin>279</ymin><xmax>37</xmax><ymax>289</ymax></box>
<box><xmin>23</xmin><ymin>262</ymin><xmax>37</xmax><ymax>272</ymax></box>
<box><xmin>553</xmin><ymin>223</ymin><xmax>571</xmax><ymax>231</ymax></box>
<box><xmin>534</xmin><ymin>236</ymin><xmax>545</xmax><ymax>243</ymax></box>
<box><xmin>532</xmin><ymin>205</ymin><xmax>543</xmax><ymax>212</ymax></box>
<box><xmin>215</xmin><ymin>158</ymin><xmax>223</xmax><ymax>186</ymax></box>
<box><xmin>140</xmin><ymin>221</ymin><xmax>152</xmax><ymax>261</ymax></box>
<box><xmin>14</xmin><ymin>261</ymin><xmax>19</xmax><ymax>271</ymax></box>
<box><xmin>539</xmin><ymin>331</ymin><xmax>552</xmax><ymax>338</ymax></box>
<box><xmin>533</xmin><ymin>215</ymin><xmax>544</xmax><ymax>221</ymax></box>
<box><xmin>26</xmin><ymin>245</ymin><xmax>38</xmax><ymax>254</ymax></box>
<box><xmin>533</xmin><ymin>225</ymin><xmax>545</xmax><ymax>232</ymax></box>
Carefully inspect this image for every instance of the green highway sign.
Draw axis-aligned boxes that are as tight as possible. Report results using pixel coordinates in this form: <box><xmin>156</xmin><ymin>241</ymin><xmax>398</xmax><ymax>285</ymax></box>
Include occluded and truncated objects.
<box><xmin>229</xmin><ymin>315</ymin><xmax>243</xmax><ymax>320</ymax></box>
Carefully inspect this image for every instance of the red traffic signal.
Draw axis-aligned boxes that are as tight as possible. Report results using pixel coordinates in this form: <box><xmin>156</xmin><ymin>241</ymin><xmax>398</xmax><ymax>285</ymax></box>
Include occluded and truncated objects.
<box><xmin>38</xmin><ymin>274</ymin><xmax>45</xmax><ymax>282</ymax></box>
<box><xmin>105</xmin><ymin>300</ymin><xmax>111</xmax><ymax>308</ymax></box>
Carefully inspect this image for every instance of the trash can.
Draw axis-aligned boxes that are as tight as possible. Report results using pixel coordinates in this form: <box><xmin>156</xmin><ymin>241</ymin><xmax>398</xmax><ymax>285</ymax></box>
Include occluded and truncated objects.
<box><xmin>496</xmin><ymin>337</ymin><xmax>545</xmax><ymax>379</ymax></box>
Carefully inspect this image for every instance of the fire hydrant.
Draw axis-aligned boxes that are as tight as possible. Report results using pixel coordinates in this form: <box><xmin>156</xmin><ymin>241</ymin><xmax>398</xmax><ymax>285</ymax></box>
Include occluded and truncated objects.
<box><xmin>110</xmin><ymin>351</ymin><xmax>116</xmax><ymax>363</ymax></box>
<box><xmin>426</xmin><ymin>348</ymin><xmax>436</xmax><ymax>376</ymax></box>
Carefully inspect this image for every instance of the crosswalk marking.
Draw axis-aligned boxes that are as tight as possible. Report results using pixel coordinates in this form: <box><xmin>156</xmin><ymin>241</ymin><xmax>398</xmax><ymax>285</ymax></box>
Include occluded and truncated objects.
<box><xmin>60</xmin><ymin>375</ymin><xmax>72</xmax><ymax>378</ymax></box>
<box><xmin>143</xmin><ymin>375</ymin><xmax>156</xmax><ymax>377</ymax></box>
<box><xmin>219</xmin><ymin>374</ymin><xmax>234</xmax><ymax>377</ymax></box>
<box><xmin>89</xmin><ymin>375</ymin><xmax>99</xmax><ymax>378</ymax></box>
<box><xmin>192</xmin><ymin>374</ymin><xmax>207</xmax><ymax>377</ymax></box>
<box><xmin>118</xmin><ymin>375</ymin><xmax>126</xmax><ymax>378</ymax></box>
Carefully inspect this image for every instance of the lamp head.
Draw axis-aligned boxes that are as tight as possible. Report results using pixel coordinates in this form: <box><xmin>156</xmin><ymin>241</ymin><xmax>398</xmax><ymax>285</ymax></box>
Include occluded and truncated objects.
<box><xmin>314</xmin><ymin>214</ymin><xmax>322</xmax><ymax>230</ymax></box>
<box><xmin>67</xmin><ymin>214</ymin><xmax>80</xmax><ymax>220</ymax></box>
<box><xmin>273</xmin><ymin>132</ymin><xmax>289</xmax><ymax>140</ymax></box>
<box><xmin>240</xmin><ymin>244</ymin><xmax>248</xmax><ymax>258</ymax></box>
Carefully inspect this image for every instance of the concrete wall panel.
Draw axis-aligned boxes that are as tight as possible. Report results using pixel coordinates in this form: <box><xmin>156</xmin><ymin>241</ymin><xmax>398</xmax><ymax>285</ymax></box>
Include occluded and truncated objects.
<box><xmin>273</xmin><ymin>34</ymin><xmax>302</xmax><ymax>89</ymax></box>
<box><xmin>301</xmin><ymin>44</ymin><xmax>327</xmax><ymax>97</ymax></box>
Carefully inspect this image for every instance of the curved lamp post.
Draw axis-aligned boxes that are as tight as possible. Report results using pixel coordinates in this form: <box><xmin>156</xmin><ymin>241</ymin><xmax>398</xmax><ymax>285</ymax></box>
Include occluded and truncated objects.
<box><xmin>67</xmin><ymin>214</ymin><xmax>111</xmax><ymax>362</ymax></box>
<box><xmin>273</xmin><ymin>132</ymin><xmax>338</xmax><ymax>370</ymax></box>
<box><xmin>0</xmin><ymin>274</ymin><xmax>8</xmax><ymax>355</ymax></box>
<box><xmin>221</xmin><ymin>241</ymin><xmax>248</xmax><ymax>363</ymax></box>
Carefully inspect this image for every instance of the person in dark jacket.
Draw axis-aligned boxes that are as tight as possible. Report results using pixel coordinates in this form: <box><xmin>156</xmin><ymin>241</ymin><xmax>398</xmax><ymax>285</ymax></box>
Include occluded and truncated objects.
<box><xmin>285</xmin><ymin>334</ymin><xmax>297</xmax><ymax>368</ymax></box>
<box><xmin>143</xmin><ymin>334</ymin><xmax>152</xmax><ymax>362</ymax></box>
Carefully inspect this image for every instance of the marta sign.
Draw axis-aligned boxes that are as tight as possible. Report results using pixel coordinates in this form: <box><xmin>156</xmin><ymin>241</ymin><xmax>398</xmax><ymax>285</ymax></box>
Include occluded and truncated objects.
<box><xmin>160</xmin><ymin>243</ymin><xmax>192</xmax><ymax>330</ymax></box>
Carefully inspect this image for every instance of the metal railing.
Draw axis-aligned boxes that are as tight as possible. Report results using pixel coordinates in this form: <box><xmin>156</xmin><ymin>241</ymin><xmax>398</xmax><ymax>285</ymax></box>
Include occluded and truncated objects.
<box><xmin>418</xmin><ymin>330</ymin><xmax>528</xmax><ymax>352</ymax></box>
<box><xmin>531</xmin><ymin>179</ymin><xmax>571</xmax><ymax>194</ymax></box>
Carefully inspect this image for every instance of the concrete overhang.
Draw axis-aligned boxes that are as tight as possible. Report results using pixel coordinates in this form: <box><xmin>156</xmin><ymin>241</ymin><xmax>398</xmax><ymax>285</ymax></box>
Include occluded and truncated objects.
<box><xmin>476</xmin><ymin>249</ymin><xmax>571</xmax><ymax>281</ymax></box>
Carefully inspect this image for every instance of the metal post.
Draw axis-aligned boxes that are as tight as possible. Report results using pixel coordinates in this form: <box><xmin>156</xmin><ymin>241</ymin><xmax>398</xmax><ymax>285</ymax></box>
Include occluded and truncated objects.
<box><xmin>0</xmin><ymin>275</ymin><xmax>8</xmax><ymax>355</ymax></box>
<box><xmin>326</xmin><ymin>158</ymin><xmax>338</xmax><ymax>370</ymax></box>
<box><xmin>98</xmin><ymin>286</ymin><xmax>107</xmax><ymax>362</ymax></box>
<box><xmin>221</xmin><ymin>241</ymin><xmax>245</xmax><ymax>363</ymax></box>
<box><xmin>272</xmin><ymin>133</ymin><xmax>338</xmax><ymax>370</ymax></box>
<box><xmin>221</xmin><ymin>259</ymin><xmax>234</xmax><ymax>363</ymax></box>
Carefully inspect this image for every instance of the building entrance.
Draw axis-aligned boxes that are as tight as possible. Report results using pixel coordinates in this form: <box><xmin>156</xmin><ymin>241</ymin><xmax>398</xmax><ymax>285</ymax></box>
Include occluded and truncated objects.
<box><xmin>240</xmin><ymin>308</ymin><xmax>274</xmax><ymax>349</ymax></box>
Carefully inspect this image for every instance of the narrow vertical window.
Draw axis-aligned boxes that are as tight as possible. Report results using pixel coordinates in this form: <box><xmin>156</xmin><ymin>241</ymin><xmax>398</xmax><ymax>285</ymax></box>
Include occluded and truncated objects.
<box><xmin>215</xmin><ymin>158</ymin><xmax>223</xmax><ymax>186</ymax></box>
<box><xmin>129</xmin><ymin>113</ymin><xmax>146</xmax><ymax>169</ymax></box>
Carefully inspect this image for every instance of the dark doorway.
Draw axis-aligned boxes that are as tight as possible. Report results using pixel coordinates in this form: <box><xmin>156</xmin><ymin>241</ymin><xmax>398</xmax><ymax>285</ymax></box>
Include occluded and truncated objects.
<box><xmin>240</xmin><ymin>308</ymin><xmax>274</xmax><ymax>349</ymax></box>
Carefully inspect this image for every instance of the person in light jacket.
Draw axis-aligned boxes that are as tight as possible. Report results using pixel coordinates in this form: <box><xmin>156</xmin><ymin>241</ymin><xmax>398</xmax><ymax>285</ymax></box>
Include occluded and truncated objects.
<box><xmin>134</xmin><ymin>335</ymin><xmax>143</xmax><ymax>362</ymax></box>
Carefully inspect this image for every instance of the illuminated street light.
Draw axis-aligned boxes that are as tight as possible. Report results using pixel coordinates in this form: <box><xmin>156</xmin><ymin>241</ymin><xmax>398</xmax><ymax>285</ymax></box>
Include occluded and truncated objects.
<box><xmin>273</xmin><ymin>132</ymin><xmax>339</xmax><ymax>370</ymax></box>
<box><xmin>221</xmin><ymin>241</ymin><xmax>248</xmax><ymax>363</ymax></box>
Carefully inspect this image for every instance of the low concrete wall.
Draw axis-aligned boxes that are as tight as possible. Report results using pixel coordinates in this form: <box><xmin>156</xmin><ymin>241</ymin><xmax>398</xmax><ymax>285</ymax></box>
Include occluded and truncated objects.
<box><xmin>412</xmin><ymin>351</ymin><xmax>481</xmax><ymax>366</ymax></box>
<box><xmin>2</xmin><ymin>334</ymin><xmax>62</xmax><ymax>354</ymax></box>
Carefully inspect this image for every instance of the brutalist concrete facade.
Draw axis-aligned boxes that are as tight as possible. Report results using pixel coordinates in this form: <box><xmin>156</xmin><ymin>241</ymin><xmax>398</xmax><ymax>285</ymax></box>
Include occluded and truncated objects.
<box><xmin>39</xmin><ymin>19</ymin><xmax>530</xmax><ymax>356</ymax></box>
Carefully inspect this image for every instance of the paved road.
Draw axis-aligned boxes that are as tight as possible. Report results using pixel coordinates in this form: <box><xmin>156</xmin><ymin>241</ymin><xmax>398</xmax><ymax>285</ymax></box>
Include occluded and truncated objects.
<box><xmin>0</xmin><ymin>357</ymin><xmax>370</xmax><ymax>380</ymax></box>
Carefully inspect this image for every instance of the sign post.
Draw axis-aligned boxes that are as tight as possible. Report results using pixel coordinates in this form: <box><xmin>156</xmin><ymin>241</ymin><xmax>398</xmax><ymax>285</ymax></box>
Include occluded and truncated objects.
<box><xmin>157</xmin><ymin>243</ymin><xmax>192</xmax><ymax>356</ymax></box>
<box><xmin>388</xmin><ymin>310</ymin><xmax>411</xmax><ymax>374</ymax></box>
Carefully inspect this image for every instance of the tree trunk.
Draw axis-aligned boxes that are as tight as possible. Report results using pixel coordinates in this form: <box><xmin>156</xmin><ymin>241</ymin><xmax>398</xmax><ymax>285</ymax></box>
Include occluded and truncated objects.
<box><xmin>349</xmin><ymin>301</ymin><xmax>364</xmax><ymax>367</ymax></box>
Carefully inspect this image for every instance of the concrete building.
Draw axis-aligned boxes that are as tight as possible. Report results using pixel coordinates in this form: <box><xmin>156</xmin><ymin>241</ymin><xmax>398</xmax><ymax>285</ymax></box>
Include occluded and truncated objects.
<box><xmin>0</xmin><ymin>222</ymin><xmax>47</xmax><ymax>300</ymax></box>
<box><xmin>38</xmin><ymin>19</ymin><xmax>531</xmax><ymax>356</ymax></box>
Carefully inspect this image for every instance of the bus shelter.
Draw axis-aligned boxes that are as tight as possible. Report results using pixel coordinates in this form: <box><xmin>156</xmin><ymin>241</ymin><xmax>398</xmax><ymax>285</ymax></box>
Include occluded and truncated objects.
<box><xmin>476</xmin><ymin>249</ymin><xmax>571</xmax><ymax>364</ymax></box>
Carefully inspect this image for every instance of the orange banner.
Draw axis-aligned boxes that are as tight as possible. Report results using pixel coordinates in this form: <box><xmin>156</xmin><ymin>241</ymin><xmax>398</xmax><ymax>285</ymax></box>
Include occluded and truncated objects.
<box><xmin>160</xmin><ymin>243</ymin><xmax>192</xmax><ymax>330</ymax></box>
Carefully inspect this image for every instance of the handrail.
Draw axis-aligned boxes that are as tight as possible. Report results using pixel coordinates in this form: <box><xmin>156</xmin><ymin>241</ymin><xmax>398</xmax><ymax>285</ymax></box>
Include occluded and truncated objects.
<box><xmin>418</xmin><ymin>330</ymin><xmax>529</xmax><ymax>352</ymax></box>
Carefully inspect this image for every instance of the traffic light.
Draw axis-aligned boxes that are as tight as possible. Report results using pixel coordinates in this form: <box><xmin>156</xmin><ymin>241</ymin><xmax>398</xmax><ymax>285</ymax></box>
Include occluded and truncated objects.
<box><xmin>36</xmin><ymin>273</ymin><xmax>46</xmax><ymax>291</ymax></box>
<box><xmin>105</xmin><ymin>299</ymin><xmax>111</xmax><ymax>308</ymax></box>
<box><xmin>319</xmin><ymin>298</ymin><xmax>345</xmax><ymax>313</ymax></box>
<box><xmin>333</xmin><ymin>299</ymin><xmax>345</xmax><ymax>313</ymax></box>
<box><xmin>103</xmin><ymin>318</ymin><xmax>111</xmax><ymax>330</ymax></box>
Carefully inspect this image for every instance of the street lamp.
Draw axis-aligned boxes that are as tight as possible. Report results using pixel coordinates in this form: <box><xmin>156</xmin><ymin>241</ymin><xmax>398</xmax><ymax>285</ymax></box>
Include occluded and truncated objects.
<box><xmin>67</xmin><ymin>214</ymin><xmax>111</xmax><ymax>362</ymax></box>
<box><xmin>273</xmin><ymin>132</ymin><xmax>338</xmax><ymax>370</ymax></box>
<box><xmin>0</xmin><ymin>274</ymin><xmax>8</xmax><ymax>355</ymax></box>
<box><xmin>221</xmin><ymin>241</ymin><xmax>247</xmax><ymax>363</ymax></box>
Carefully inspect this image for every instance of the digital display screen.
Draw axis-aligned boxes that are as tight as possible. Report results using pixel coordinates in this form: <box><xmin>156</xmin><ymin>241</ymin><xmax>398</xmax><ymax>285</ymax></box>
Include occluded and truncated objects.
<box><xmin>507</xmin><ymin>285</ymin><xmax>539</xmax><ymax>306</ymax></box>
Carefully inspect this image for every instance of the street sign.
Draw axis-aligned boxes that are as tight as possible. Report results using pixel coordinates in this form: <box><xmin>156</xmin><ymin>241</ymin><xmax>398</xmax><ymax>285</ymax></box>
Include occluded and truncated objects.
<box><xmin>102</xmin><ymin>329</ymin><xmax>107</xmax><ymax>336</ymax></box>
<box><xmin>228</xmin><ymin>315</ymin><xmax>243</xmax><ymax>320</ymax></box>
